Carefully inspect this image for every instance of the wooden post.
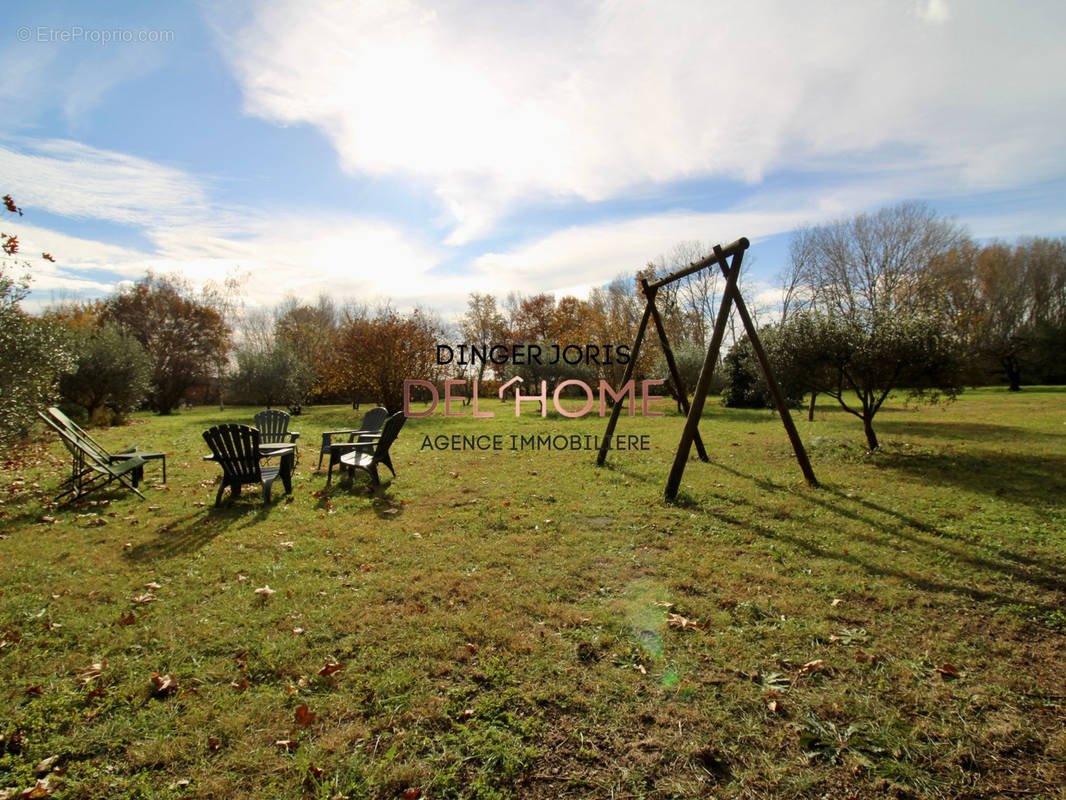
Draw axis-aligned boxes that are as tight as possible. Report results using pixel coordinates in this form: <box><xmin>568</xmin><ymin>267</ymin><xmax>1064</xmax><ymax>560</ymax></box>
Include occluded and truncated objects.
<box><xmin>596</xmin><ymin>300</ymin><xmax>654</xmax><ymax>466</ymax></box>
<box><xmin>713</xmin><ymin>248</ymin><xmax>818</xmax><ymax>487</ymax></box>
<box><xmin>664</xmin><ymin>247</ymin><xmax>744</xmax><ymax>501</ymax></box>
<box><xmin>641</xmin><ymin>279</ymin><xmax>708</xmax><ymax>462</ymax></box>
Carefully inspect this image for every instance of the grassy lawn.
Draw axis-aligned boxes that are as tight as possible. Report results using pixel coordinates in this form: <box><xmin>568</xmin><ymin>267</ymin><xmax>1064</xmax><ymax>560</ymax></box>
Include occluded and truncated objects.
<box><xmin>1</xmin><ymin>388</ymin><xmax>1064</xmax><ymax>799</ymax></box>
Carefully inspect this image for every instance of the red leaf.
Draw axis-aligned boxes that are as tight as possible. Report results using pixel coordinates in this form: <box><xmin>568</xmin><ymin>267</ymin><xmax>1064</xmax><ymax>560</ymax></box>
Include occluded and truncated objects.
<box><xmin>294</xmin><ymin>704</ymin><xmax>316</xmax><ymax>726</ymax></box>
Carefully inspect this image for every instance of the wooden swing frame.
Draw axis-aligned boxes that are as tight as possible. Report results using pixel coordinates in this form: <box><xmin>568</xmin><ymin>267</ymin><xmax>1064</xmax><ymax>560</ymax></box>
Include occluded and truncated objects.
<box><xmin>596</xmin><ymin>237</ymin><xmax>818</xmax><ymax>500</ymax></box>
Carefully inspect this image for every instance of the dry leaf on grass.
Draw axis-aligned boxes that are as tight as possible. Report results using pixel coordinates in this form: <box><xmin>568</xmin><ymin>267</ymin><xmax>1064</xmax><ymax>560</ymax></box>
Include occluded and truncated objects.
<box><xmin>936</xmin><ymin>663</ymin><xmax>963</xmax><ymax>679</ymax></box>
<box><xmin>294</xmin><ymin>704</ymin><xmax>316</xmax><ymax>726</ymax></box>
<box><xmin>77</xmin><ymin>661</ymin><xmax>106</xmax><ymax>685</ymax></box>
<box><xmin>150</xmin><ymin>672</ymin><xmax>178</xmax><ymax>696</ymax></box>
<box><xmin>317</xmin><ymin>661</ymin><xmax>345</xmax><ymax>677</ymax></box>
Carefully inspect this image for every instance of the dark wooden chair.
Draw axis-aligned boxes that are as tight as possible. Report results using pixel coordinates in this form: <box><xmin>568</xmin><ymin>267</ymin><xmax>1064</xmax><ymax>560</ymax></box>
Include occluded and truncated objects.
<box><xmin>45</xmin><ymin>406</ymin><xmax>166</xmax><ymax>483</ymax></box>
<box><xmin>337</xmin><ymin>411</ymin><xmax>406</xmax><ymax>486</ymax></box>
<box><xmin>202</xmin><ymin>424</ymin><xmax>294</xmax><ymax>506</ymax></box>
<box><xmin>38</xmin><ymin>411</ymin><xmax>146</xmax><ymax>505</ymax></box>
<box><xmin>253</xmin><ymin>409</ymin><xmax>300</xmax><ymax>444</ymax></box>
<box><xmin>318</xmin><ymin>406</ymin><xmax>388</xmax><ymax>471</ymax></box>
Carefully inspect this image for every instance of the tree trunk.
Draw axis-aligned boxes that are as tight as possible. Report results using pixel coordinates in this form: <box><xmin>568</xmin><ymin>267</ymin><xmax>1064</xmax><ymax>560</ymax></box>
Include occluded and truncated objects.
<box><xmin>807</xmin><ymin>392</ymin><xmax>817</xmax><ymax>422</ymax></box>
<box><xmin>863</xmin><ymin>414</ymin><xmax>879</xmax><ymax>451</ymax></box>
<box><xmin>1003</xmin><ymin>356</ymin><xmax>1022</xmax><ymax>392</ymax></box>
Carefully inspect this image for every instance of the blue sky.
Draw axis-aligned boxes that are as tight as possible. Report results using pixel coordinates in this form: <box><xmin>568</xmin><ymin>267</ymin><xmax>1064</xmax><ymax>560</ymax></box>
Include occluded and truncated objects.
<box><xmin>3</xmin><ymin>0</ymin><xmax>1066</xmax><ymax>319</ymax></box>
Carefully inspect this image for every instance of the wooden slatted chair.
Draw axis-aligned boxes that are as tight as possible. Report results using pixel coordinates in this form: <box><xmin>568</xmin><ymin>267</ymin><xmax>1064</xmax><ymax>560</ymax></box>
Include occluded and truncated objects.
<box><xmin>38</xmin><ymin>411</ymin><xmax>146</xmax><ymax>505</ymax></box>
<box><xmin>337</xmin><ymin>411</ymin><xmax>406</xmax><ymax>486</ymax></box>
<box><xmin>45</xmin><ymin>406</ymin><xmax>166</xmax><ymax>483</ymax></box>
<box><xmin>253</xmin><ymin>409</ymin><xmax>300</xmax><ymax>444</ymax></box>
<box><xmin>318</xmin><ymin>406</ymin><xmax>388</xmax><ymax>472</ymax></box>
<box><xmin>202</xmin><ymin>424</ymin><xmax>293</xmax><ymax>506</ymax></box>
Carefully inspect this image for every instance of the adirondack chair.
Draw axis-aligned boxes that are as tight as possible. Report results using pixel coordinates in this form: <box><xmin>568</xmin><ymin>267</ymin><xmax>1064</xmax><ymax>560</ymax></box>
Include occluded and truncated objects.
<box><xmin>318</xmin><ymin>406</ymin><xmax>388</xmax><ymax>471</ymax></box>
<box><xmin>45</xmin><ymin>406</ymin><xmax>166</xmax><ymax>483</ymax></box>
<box><xmin>38</xmin><ymin>411</ymin><xmax>147</xmax><ymax>505</ymax></box>
<box><xmin>335</xmin><ymin>411</ymin><xmax>406</xmax><ymax>486</ymax></box>
<box><xmin>253</xmin><ymin>409</ymin><xmax>300</xmax><ymax>444</ymax></box>
<box><xmin>202</xmin><ymin>424</ymin><xmax>294</xmax><ymax>506</ymax></box>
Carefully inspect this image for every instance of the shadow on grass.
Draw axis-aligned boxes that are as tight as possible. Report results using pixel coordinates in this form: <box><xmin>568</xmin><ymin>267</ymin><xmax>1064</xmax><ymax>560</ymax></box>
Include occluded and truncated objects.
<box><xmin>877</xmin><ymin>419</ymin><xmax>1066</xmax><ymax>443</ymax></box>
<box><xmin>315</xmin><ymin>475</ymin><xmax>406</xmax><ymax>520</ymax></box>
<box><xmin>697</xmin><ymin>461</ymin><xmax>1066</xmax><ymax>615</ymax></box>
<box><xmin>123</xmin><ymin>503</ymin><xmax>279</xmax><ymax>561</ymax></box>
<box><xmin>874</xmin><ymin>448</ymin><xmax>1066</xmax><ymax>506</ymax></box>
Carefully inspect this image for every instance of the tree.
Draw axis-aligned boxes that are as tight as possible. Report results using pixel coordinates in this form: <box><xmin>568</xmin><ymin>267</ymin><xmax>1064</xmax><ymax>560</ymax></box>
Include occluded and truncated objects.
<box><xmin>103</xmin><ymin>273</ymin><xmax>229</xmax><ymax>413</ymax></box>
<box><xmin>780</xmin><ymin>310</ymin><xmax>963</xmax><ymax>449</ymax></box>
<box><xmin>458</xmin><ymin>292</ymin><xmax>506</xmax><ymax>394</ymax></box>
<box><xmin>234</xmin><ymin>342</ymin><xmax>310</xmax><ymax>409</ymax></box>
<box><xmin>330</xmin><ymin>308</ymin><xmax>442</xmax><ymax>412</ymax></box>
<box><xmin>927</xmin><ymin>237</ymin><xmax>1066</xmax><ymax>390</ymax></box>
<box><xmin>781</xmin><ymin>202</ymin><xmax>968</xmax><ymax>449</ymax></box>
<box><xmin>201</xmin><ymin>269</ymin><xmax>248</xmax><ymax>410</ymax></box>
<box><xmin>275</xmin><ymin>295</ymin><xmax>340</xmax><ymax>411</ymax></box>
<box><xmin>720</xmin><ymin>327</ymin><xmax>805</xmax><ymax>411</ymax></box>
<box><xmin>0</xmin><ymin>195</ymin><xmax>74</xmax><ymax>446</ymax></box>
<box><xmin>58</xmin><ymin>323</ymin><xmax>152</xmax><ymax>423</ymax></box>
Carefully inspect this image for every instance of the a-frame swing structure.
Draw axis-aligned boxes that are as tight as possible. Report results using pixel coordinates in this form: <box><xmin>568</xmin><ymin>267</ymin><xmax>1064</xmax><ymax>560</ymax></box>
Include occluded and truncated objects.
<box><xmin>596</xmin><ymin>237</ymin><xmax>818</xmax><ymax>501</ymax></box>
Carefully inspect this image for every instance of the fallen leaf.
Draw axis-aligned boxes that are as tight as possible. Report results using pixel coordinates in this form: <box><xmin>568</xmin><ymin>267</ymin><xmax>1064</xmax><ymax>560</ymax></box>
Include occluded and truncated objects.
<box><xmin>150</xmin><ymin>672</ymin><xmax>178</xmax><ymax>695</ymax></box>
<box><xmin>798</xmin><ymin>659</ymin><xmax>828</xmax><ymax>676</ymax></box>
<box><xmin>130</xmin><ymin>593</ymin><xmax>157</xmax><ymax>604</ymax></box>
<box><xmin>317</xmin><ymin>661</ymin><xmax>345</xmax><ymax>677</ymax></box>
<box><xmin>294</xmin><ymin>704</ymin><xmax>316</xmax><ymax>726</ymax></box>
<box><xmin>118</xmin><ymin>612</ymin><xmax>136</xmax><ymax>626</ymax></box>
<box><xmin>274</xmin><ymin>739</ymin><xmax>296</xmax><ymax>752</ymax></box>
<box><xmin>936</xmin><ymin>663</ymin><xmax>963</xmax><ymax>680</ymax></box>
<box><xmin>77</xmin><ymin>661</ymin><xmax>106</xmax><ymax>685</ymax></box>
<box><xmin>207</xmin><ymin>736</ymin><xmax>221</xmax><ymax>752</ymax></box>
<box><xmin>254</xmin><ymin>585</ymin><xmax>276</xmax><ymax>598</ymax></box>
<box><xmin>665</xmin><ymin>613</ymin><xmax>710</xmax><ymax>632</ymax></box>
<box><xmin>144</xmin><ymin>582</ymin><xmax>162</xmax><ymax>590</ymax></box>
<box><xmin>465</xmin><ymin>642</ymin><xmax>478</xmax><ymax>654</ymax></box>
<box><xmin>35</xmin><ymin>755</ymin><xmax>59</xmax><ymax>775</ymax></box>
<box><xmin>19</xmin><ymin>777</ymin><xmax>53</xmax><ymax>798</ymax></box>
<box><xmin>831</xmin><ymin>598</ymin><xmax>844</xmax><ymax>607</ymax></box>
<box><xmin>855</xmin><ymin>649</ymin><xmax>880</xmax><ymax>665</ymax></box>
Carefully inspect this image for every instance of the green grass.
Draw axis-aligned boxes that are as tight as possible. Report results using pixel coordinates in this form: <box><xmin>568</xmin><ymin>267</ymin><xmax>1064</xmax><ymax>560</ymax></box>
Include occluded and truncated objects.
<box><xmin>1</xmin><ymin>388</ymin><xmax>1064</xmax><ymax>799</ymax></box>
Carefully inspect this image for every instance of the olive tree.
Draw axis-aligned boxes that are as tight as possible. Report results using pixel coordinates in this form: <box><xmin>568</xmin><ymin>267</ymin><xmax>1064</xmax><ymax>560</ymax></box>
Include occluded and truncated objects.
<box><xmin>0</xmin><ymin>195</ymin><xmax>73</xmax><ymax>445</ymax></box>
<box><xmin>779</xmin><ymin>202</ymin><xmax>968</xmax><ymax>449</ymax></box>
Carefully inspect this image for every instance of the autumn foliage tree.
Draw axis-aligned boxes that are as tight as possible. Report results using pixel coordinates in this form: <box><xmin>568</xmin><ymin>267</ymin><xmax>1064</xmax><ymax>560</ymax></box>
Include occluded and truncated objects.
<box><xmin>328</xmin><ymin>308</ymin><xmax>442</xmax><ymax>411</ymax></box>
<box><xmin>103</xmin><ymin>273</ymin><xmax>229</xmax><ymax>413</ymax></box>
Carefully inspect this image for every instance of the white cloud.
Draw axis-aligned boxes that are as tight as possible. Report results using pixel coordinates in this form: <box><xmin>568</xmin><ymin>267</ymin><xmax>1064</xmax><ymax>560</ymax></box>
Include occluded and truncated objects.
<box><xmin>0</xmin><ymin>138</ymin><xmax>208</xmax><ymax>227</ymax></box>
<box><xmin>212</xmin><ymin>0</ymin><xmax>1066</xmax><ymax>242</ymax></box>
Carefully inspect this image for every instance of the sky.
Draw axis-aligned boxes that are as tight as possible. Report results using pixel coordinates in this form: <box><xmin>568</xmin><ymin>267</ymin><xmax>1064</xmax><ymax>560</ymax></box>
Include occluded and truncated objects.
<box><xmin>3</xmin><ymin>0</ymin><xmax>1066</xmax><ymax>320</ymax></box>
